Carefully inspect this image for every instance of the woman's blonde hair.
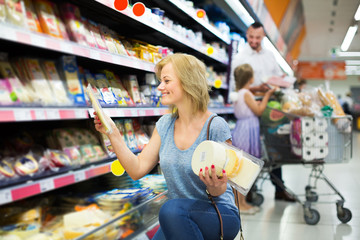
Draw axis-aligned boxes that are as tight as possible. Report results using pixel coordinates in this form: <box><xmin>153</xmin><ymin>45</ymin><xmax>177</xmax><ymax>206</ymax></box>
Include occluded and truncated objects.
<box><xmin>155</xmin><ymin>53</ymin><xmax>210</xmax><ymax>117</ymax></box>
<box><xmin>234</xmin><ymin>63</ymin><xmax>253</xmax><ymax>90</ymax></box>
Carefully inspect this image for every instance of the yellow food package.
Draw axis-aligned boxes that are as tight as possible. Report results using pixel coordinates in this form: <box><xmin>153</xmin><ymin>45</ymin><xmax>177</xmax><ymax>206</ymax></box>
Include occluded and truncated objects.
<box><xmin>86</xmin><ymin>84</ymin><xmax>113</xmax><ymax>134</ymax></box>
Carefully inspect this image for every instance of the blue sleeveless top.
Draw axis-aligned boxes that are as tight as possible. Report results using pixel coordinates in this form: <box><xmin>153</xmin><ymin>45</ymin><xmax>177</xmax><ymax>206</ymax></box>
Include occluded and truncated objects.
<box><xmin>156</xmin><ymin>113</ymin><xmax>237</xmax><ymax>212</ymax></box>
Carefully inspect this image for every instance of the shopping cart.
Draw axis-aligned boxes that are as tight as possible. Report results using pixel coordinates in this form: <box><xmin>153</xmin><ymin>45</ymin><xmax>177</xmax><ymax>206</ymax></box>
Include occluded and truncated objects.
<box><xmin>248</xmin><ymin>107</ymin><xmax>353</xmax><ymax>225</ymax></box>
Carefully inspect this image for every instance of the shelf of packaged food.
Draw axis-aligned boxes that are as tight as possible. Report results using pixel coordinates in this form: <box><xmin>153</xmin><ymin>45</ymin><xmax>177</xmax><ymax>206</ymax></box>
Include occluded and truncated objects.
<box><xmin>166</xmin><ymin>0</ymin><xmax>231</xmax><ymax>45</ymax></box>
<box><xmin>0</xmin><ymin>106</ymin><xmax>233</xmax><ymax>123</ymax></box>
<box><xmin>94</xmin><ymin>0</ymin><xmax>228</xmax><ymax>65</ymax></box>
<box><xmin>0</xmin><ymin>107</ymin><xmax>89</xmax><ymax>122</ymax></box>
<box><xmin>76</xmin><ymin>190</ymin><xmax>168</xmax><ymax>240</ymax></box>
<box><xmin>0</xmin><ymin>23</ymin><xmax>155</xmax><ymax>73</ymax></box>
<box><xmin>0</xmin><ymin>159</ymin><xmax>119</xmax><ymax>206</ymax></box>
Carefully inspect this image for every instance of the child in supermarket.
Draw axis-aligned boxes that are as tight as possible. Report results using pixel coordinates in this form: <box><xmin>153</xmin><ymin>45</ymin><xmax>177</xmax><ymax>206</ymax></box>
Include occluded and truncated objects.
<box><xmin>231</xmin><ymin>63</ymin><xmax>276</xmax><ymax>214</ymax></box>
<box><xmin>93</xmin><ymin>53</ymin><xmax>240</xmax><ymax>239</ymax></box>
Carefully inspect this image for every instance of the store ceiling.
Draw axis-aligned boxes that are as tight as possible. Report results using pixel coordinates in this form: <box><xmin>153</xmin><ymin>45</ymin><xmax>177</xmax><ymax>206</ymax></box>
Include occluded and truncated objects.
<box><xmin>299</xmin><ymin>0</ymin><xmax>360</xmax><ymax>61</ymax></box>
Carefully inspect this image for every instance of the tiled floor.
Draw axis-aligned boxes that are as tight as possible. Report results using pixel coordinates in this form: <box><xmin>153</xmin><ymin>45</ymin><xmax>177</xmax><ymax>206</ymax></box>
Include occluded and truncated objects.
<box><xmin>235</xmin><ymin>131</ymin><xmax>360</xmax><ymax>240</ymax></box>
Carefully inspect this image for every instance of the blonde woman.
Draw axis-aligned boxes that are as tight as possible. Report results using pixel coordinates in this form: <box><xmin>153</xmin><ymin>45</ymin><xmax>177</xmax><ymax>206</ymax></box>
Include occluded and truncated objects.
<box><xmin>94</xmin><ymin>53</ymin><xmax>240</xmax><ymax>239</ymax></box>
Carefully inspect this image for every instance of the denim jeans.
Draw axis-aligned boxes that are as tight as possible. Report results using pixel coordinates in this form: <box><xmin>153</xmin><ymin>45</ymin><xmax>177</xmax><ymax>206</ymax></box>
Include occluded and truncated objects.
<box><xmin>152</xmin><ymin>199</ymin><xmax>240</xmax><ymax>240</ymax></box>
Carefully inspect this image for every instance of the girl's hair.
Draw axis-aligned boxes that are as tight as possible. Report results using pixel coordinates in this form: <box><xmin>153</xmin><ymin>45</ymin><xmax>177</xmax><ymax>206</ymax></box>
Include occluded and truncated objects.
<box><xmin>155</xmin><ymin>53</ymin><xmax>210</xmax><ymax>117</ymax></box>
<box><xmin>234</xmin><ymin>63</ymin><xmax>254</xmax><ymax>90</ymax></box>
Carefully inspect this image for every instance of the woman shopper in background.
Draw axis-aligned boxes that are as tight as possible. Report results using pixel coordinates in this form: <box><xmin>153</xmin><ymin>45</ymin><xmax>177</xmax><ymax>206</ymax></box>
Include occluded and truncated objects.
<box><xmin>231</xmin><ymin>63</ymin><xmax>276</xmax><ymax>214</ymax></box>
<box><xmin>94</xmin><ymin>53</ymin><xmax>240</xmax><ymax>239</ymax></box>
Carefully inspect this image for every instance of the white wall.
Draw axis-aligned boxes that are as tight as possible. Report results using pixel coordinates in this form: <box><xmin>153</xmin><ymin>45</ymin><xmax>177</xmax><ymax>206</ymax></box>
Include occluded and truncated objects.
<box><xmin>305</xmin><ymin>75</ymin><xmax>360</xmax><ymax>98</ymax></box>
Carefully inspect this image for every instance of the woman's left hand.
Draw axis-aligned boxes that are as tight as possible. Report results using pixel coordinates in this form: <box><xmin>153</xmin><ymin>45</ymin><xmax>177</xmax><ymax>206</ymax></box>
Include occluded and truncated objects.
<box><xmin>199</xmin><ymin>165</ymin><xmax>228</xmax><ymax>197</ymax></box>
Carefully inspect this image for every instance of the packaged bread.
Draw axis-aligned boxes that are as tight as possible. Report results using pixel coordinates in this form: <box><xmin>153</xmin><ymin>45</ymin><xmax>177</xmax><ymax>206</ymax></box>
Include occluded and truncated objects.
<box><xmin>192</xmin><ymin>141</ymin><xmax>264</xmax><ymax>195</ymax></box>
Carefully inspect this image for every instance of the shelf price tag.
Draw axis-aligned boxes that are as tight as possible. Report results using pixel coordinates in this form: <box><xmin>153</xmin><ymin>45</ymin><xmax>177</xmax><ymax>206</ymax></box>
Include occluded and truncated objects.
<box><xmin>74</xmin><ymin>171</ymin><xmax>86</xmax><ymax>182</ymax></box>
<box><xmin>74</xmin><ymin>109</ymin><xmax>87</xmax><ymax>119</ymax></box>
<box><xmin>14</xmin><ymin>109</ymin><xmax>31</xmax><ymax>121</ymax></box>
<box><xmin>153</xmin><ymin>109</ymin><xmax>160</xmax><ymax>116</ymax></box>
<box><xmin>138</xmin><ymin>109</ymin><xmax>146</xmax><ymax>116</ymax></box>
<box><xmin>131</xmin><ymin>109</ymin><xmax>138</xmax><ymax>116</ymax></box>
<box><xmin>34</xmin><ymin>109</ymin><xmax>46</xmax><ymax>120</ymax></box>
<box><xmin>0</xmin><ymin>189</ymin><xmax>12</xmax><ymax>205</ymax></box>
<box><xmin>46</xmin><ymin>109</ymin><xmax>60</xmax><ymax>119</ymax></box>
<box><xmin>39</xmin><ymin>180</ymin><xmax>55</xmax><ymax>193</ymax></box>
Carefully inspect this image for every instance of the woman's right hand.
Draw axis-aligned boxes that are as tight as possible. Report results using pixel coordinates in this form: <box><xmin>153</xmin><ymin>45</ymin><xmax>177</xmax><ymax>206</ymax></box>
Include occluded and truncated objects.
<box><xmin>93</xmin><ymin>112</ymin><xmax>117</xmax><ymax>136</ymax></box>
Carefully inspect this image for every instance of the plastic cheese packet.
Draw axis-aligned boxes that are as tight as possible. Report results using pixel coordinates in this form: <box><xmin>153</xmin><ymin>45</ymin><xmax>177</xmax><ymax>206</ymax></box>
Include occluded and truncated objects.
<box><xmin>191</xmin><ymin>140</ymin><xmax>264</xmax><ymax>195</ymax></box>
<box><xmin>86</xmin><ymin>84</ymin><xmax>113</xmax><ymax>134</ymax></box>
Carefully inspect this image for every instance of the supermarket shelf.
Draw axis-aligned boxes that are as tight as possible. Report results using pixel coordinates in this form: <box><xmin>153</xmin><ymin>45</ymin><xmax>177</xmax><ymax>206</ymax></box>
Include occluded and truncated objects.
<box><xmin>94</xmin><ymin>0</ymin><xmax>228</xmax><ymax>65</ymax></box>
<box><xmin>0</xmin><ymin>107</ymin><xmax>89</xmax><ymax>122</ymax></box>
<box><xmin>0</xmin><ymin>160</ymin><xmax>115</xmax><ymax>206</ymax></box>
<box><xmin>0</xmin><ymin>106</ymin><xmax>232</xmax><ymax>123</ymax></box>
<box><xmin>0</xmin><ymin>107</ymin><xmax>169</xmax><ymax>122</ymax></box>
<box><xmin>158</xmin><ymin>0</ymin><xmax>231</xmax><ymax>45</ymax></box>
<box><xmin>0</xmin><ymin>23</ymin><xmax>155</xmax><ymax>73</ymax></box>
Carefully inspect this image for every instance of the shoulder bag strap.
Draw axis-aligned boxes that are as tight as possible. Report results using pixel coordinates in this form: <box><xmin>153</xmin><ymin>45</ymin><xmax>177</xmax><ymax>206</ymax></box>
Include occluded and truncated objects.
<box><xmin>206</xmin><ymin>115</ymin><xmax>224</xmax><ymax>240</ymax></box>
<box><xmin>207</xmin><ymin>115</ymin><xmax>244</xmax><ymax>240</ymax></box>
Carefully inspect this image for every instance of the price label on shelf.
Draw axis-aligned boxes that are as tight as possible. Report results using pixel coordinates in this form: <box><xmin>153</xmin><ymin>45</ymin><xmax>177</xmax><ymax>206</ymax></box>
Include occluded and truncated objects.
<box><xmin>138</xmin><ymin>109</ymin><xmax>146</xmax><ymax>116</ymax></box>
<box><xmin>46</xmin><ymin>109</ymin><xmax>60</xmax><ymax>119</ymax></box>
<box><xmin>153</xmin><ymin>109</ymin><xmax>160</xmax><ymax>116</ymax></box>
<box><xmin>131</xmin><ymin>109</ymin><xmax>138</xmax><ymax>116</ymax></box>
<box><xmin>14</xmin><ymin>109</ymin><xmax>31</xmax><ymax>121</ymax></box>
<box><xmin>0</xmin><ymin>189</ymin><xmax>12</xmax><ymax>205</ymax></box>
<box><xmin>74</xmin><ymin>171</ymin><xmax>86</xmax><ymax>182</ymax></box>
<box><xmin>34</xmin><ymin>109</ymin><xmax>46</xmax><ymax>120</ymax></box>
<box><xmin>39</xmin><ymin>180</ymin><xmax>55</xmax><ymax>193</ymax></box>
<box><xmin>74</xmin><ymin>109</ymin><xmax>87</xmax><ymax>119</ymax></box>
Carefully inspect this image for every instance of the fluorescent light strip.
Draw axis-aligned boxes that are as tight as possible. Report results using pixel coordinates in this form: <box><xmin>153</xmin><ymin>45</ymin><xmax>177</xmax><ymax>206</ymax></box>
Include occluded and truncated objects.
<box><xmin>345</xmin><ymin>65</ymin><xmax>360</xmax><ymax>75</ymax></box>
<box><xmin>263</xmin><ymin>37</ymin><xmax>294</xmax><ymax>76</ymax></box>
<box><xmin>345</xmin><ymin>60</ymin><xmax>360</xmax><ymax>65</ymax></box>
<box><xmin>355</xmin><ymin>5</ymin><xmax>360</xmax><ymax>21</ymax></box>
<box><xmin>224</xmin><ymin>0</ymin><xmax>254</xmax><ymax>27</ymax></box>
<box><xmin>338</xmin><ymin>51</ymin><xmax>360</xmax><ymax>57</ymax></box>
<box><xmin>340</xmin><ymin>25</ymin><xmax>358</xmax><ymax>51</ymax></box>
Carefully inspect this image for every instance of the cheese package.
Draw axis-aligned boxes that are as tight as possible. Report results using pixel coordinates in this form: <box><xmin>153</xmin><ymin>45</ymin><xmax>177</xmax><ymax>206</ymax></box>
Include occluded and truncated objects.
<box><xmin>86</xmin><ymin>84</ymin><xmax>113</xmax><ymax>134</ymax></box>
<box><xmin>0</xmin><ymin>1</ymin><xmax>5</xmax><ymax>22</ymax></box>
<box><xmin>34</xmin><ymin>0</ymin><xmax>63</xmax><ymax>38</ymax></box>
<box><xmin>5</xmin><ymin>0</ymin><xmax>27</xmax><ymax>27</ymax></box>
<box><xmin>95</xmin><ymin>73</ymin><xmax>117</xmax><ymax>105</ymax></box>
<box><xmin>191</xmin><ymin>141</ymin><xmax>264</xmax><ymax>195</ymax></box>
<box><xmin>0</xmin><ymin>60</ymin><xmax>34</xmax><ymax>104</ymax></box>
<box><xmin>22</xmin><ymin>58</ymin><xmax>57</xmax><ymax>105</ymax></box>
<box><xmin>102</xmin><ymin>70</ymin><xmax>127</xmax><ymax>106</ymax></box>
<box><xmin>122</xmin><ymin>75</ymin><xmax>142</xmax><ymax>105</ymax></box>
<box><xmin>41</xmin><ymin>60</ymin><xmax>71</xmax><ymax>106</ymax></box>
<box><xmin>24</xmin><ymin>0</ymin><xmax>42</xmax><ymax>32</ymax></box>
<box><xmin>61</xmin><ymin>3</ymin><xmax>88</xmax><ymax>46</ymax></box>
<box><xmin>60</xmin><ymin>56</ymin><xmax>86</xmax><ymax>105</ymax></box>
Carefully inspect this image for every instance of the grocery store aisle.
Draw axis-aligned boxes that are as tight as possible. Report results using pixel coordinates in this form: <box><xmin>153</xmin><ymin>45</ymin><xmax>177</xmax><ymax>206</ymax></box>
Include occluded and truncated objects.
<box><xmin>235</xmin><ymin>131</ymin><xmax>360</xmax><ymax>240</ymax></box>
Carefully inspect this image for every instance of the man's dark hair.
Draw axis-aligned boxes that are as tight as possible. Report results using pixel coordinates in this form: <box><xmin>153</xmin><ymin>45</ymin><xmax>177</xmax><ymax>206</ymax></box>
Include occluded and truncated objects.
<box><xmin>250</xmin><ymin>21</ymin><xmax>263</xmax><ymax>29</ymax></box>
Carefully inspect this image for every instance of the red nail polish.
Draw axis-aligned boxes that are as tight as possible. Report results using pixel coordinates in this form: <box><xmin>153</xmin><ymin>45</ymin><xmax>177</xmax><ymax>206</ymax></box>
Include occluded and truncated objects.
<box><xmin>205</xmin><ymin>167</ymin><xmax>208</xmax><ymax>171</ymax></box>
<box><xmin>222</xmin><ymin>169</ymin><xmax>226</xmax><ymax>173</ymax></box>
<box><xmin>211</xmin><ymin>165</ymin><xmax>215</xmax><ymax>169</ymax></box>
<box><xmin>200</xmin><ymin>168</ymin><xmax>203</xmax><ymax>172</ymax></box>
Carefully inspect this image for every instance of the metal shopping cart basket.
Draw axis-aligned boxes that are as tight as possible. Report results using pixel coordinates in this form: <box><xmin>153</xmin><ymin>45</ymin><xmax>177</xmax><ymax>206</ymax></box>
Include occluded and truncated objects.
<box><xmin>250</xmin><ymin>107</ymin><xmax>353</xmax><ymax>225</ymax></box>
